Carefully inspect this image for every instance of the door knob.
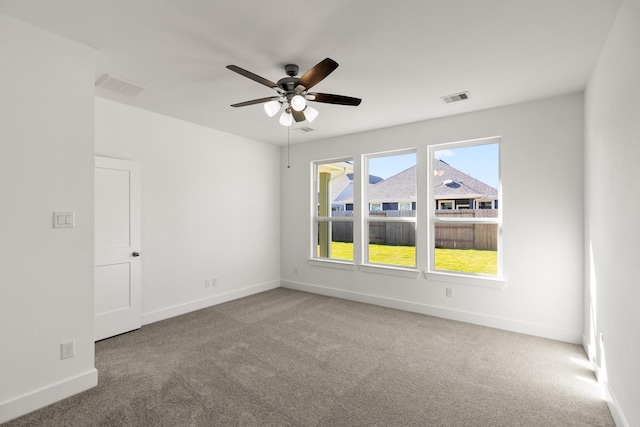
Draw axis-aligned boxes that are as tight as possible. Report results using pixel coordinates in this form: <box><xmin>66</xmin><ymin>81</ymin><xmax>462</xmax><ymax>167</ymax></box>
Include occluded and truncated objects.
<box><xmin>132</xmin><ymin>252</ymin><xmax>140</xmax><ymax>257</ymax></box>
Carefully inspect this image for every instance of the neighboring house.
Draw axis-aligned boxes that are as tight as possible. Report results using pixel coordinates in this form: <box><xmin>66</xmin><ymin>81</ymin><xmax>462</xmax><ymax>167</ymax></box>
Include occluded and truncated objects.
<box><xmin>432</xmin><ymin>158</ymin><xmax>498</xmax><ymax>210</ymax></box>
<box><xmin>325</xmin><ymin>167</ymin><xmax>383</xmax><ymax>211</ymax></box>
<box><xmin>339</xmin><ymin>159</ymin><xmax>498</xmax><ymax>211</ymax></box>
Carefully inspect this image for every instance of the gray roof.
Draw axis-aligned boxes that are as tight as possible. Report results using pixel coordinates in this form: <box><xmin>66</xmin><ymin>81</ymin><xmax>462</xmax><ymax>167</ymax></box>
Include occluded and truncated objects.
<box><xmin>338</xmin><ymin>159</ymin><xmax>497</xmax><ymax>204</ymax></box>
<box><xmin>367</xmin><ymin>166</ymin><xmax>417</xmax><ymax>203</ymax></box>
<box><xmin>330</xmin><ymin>174</ymin><xmax>352</xmax><ymax>205</ymax></box>
<box><xmin>433</xmin><ymin>159</ymin><xmax>497</xmax><ymax>200</ymax></box>
<box><xmin>332</xmin><ymin>174</ymin><xmax>384</xmax><ymax>204</ymax></box>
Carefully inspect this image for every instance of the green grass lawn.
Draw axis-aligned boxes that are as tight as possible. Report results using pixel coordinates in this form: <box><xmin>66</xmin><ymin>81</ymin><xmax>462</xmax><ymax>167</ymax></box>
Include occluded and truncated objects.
<box><xmin>325</xmin><ymin>242</ymin><xmax>497</xmax><ymax>275</ymax></box>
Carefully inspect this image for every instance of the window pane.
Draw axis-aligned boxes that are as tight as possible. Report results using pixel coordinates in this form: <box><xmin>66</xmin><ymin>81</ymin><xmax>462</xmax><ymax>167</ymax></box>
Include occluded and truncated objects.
<box><xmin>368</xmin><ymin>221</ymin><xmax>416</xmax><ymax>267</ymax></box>
<box><xmin>431</xmin><ymin>141</ymin><xmax>500</xmax><ymax>277</ymax></box>
<box><xmin>365</xmin><ymin>152</ymin><xmax>417</xmax><ymax>267</ymax></box>
<box><xmin>368</xmin><ymin>152</ymin><xmax>417</xmax><ymax>213</ymax></box>
<box><xmin>316</xmin><ymin>160</ymin><xmax>354</xmax><ymax>215</ymax></box>
<box><xmin>433</xmin><ymin>143</ymin><xmax>498</xmax><ymax>214</ymax></box>
<box><xmin>315</xmin><ymin>159</ymin><xmax>354</xmax><ymax>261</ymax></box>
<box><xmin>434</xmin><ymin>223</ymin><xmax>498</xmax><ymax>275</ymax></box>
<box><xmin>317</xmin><ymin>219</ymin><xmax>353</xmax><ymax>261</ymax></box>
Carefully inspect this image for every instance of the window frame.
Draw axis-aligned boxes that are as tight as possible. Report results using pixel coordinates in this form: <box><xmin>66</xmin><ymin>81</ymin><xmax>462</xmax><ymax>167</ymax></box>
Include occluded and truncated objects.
<box><xmin>362</xmin><ymin>149</ymin><xmax>418</xmax><ymax>270</ymax></box>
<box><xmin>307</xmin><ymin>138</ymin><xmax>505</xmax><ymax>288</ymax></box>
<box><xmin>310</xmin><ymin>157</ymin><xmax>356</xmax><ymax>265</ymax></box>
<box><xmin>426</xmin><ymin>137</ymin><xmax>505</xmax><ymax>288</ymax></box>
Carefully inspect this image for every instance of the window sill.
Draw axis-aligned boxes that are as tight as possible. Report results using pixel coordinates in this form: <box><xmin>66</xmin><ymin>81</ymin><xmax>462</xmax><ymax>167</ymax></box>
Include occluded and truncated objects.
<box><xmin>424</xmin><ymin>271</ymin><xmax>506</xmax><ymax>289</ymax></box>
<box><xmin>308</xmin><ymin>258</ymin><xmax>355</xmax><ymax>271</ymax></box>
<box><xmin>360</xmin><ymin>264</ymin><xmax>421</xmax><ymax>278</ymax></box>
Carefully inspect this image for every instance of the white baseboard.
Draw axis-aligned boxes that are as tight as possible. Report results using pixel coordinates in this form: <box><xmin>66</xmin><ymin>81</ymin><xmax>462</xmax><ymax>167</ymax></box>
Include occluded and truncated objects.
<box><xmin>603</xmin><ymin>381</ymin><xmax>629</xmax><ymax>427</ymax></box>
<box><xmin>142</xmin><ymin>280</ymin><xmax>281</xmax><ymax>325</ymax></box>
<box><xmin>584</xmin><ymin>333</ymin><xmax>629</xmax><ymax>427</ymax></box>
<box><xmin>0</xmin><ymin>368</ymin><xmax>98</xmax><ymax>424</ymax></box>
<box><xmin>281</xmin><ymin>280</ymin><xmax>582</xmax><ymax>343</ymax></box>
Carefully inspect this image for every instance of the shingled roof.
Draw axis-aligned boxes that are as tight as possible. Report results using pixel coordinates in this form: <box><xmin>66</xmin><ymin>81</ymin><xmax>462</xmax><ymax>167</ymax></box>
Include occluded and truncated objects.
<box><xmin>433</xmin><ymin>159</ymin><xmax>497</xmax><ymax>200</ymax></box>
<box><xmin>333</xmin><ymin>174</ymin><xmax>384</xmax><ymax>204</ymax></box>
<box><xmin>339</xmin><ymin>159</ymin><xmax>497</xmax><ymax>204</ymax></box>
<box><xmin>367</xmin><ymin>166</ymin><xmax>417</xmax><ymax>203</ymax></box>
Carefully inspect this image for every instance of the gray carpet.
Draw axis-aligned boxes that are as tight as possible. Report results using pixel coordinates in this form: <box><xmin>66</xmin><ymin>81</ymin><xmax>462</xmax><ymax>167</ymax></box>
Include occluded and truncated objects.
<box><xmin>6</xmin><ymin>288</ymin><xmax>614</xmax><ymax>426</ymax></box>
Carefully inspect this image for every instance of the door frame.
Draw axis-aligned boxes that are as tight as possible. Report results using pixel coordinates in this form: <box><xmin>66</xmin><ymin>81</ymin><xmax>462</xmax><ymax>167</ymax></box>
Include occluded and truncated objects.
<box><xmin>94</xmin><ymin>156</ymin><xmax>141</xmax><ymax>341</ymax></box>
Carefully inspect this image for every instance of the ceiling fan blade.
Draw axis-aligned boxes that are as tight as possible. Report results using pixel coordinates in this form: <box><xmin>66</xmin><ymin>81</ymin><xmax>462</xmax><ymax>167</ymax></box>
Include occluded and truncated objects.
<box><xmin>297</xmin><ymin>58</ymin><xmax>339</xmax><ymax>90</ymax></box>
<box><xmin>226</xmin><ymin>65</ymin><xmax>278</xmax><ymax>89</ymax></box>
<box><xmin>291</xmin><ymin>109</ymin><xmax>306</xmax><ymax>122</ymax></box>
<box><xmin>230</xmin><ymin>96</ymin><xmax>280</xmax><ymax>107</ymax></box>
<box><xmin>308</xmin><ymin>92</ymin><xmax>362</xmax><ymax>106</ymax></box>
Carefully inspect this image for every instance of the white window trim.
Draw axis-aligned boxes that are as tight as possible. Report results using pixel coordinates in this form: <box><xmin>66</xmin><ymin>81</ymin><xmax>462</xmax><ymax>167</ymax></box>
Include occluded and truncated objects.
<box><xmin>361</xmin><ymin>263</ymin><xmax>420</xmax><ymax>278</ymax></box>
<box><xmin>362</xmin><ymin>149</ymin><xmax>418</xmax><ymax>270</ymax></box>
<box><xmin>311</xmin><ymin>157</ymin><xmax>355</xmax><ymax>263</ymax></box>
<box><xmin>308</xmin><ymin>139</ymin><xmax>505</xmax><ymax>289</ymax></box>
<box><xmin>308</xmin><ymin>258</ymin><xmax>355</xmax><ymax>270</ymax></box>
<box><xmin>424</xmin><ymin>271</ymin><xmax>506</xmax><ymax>288</ymax></box>
<box><xmin>427</xmin><ymin>137</ymin><xmax>504</xmax><ymax>285</ymax></box>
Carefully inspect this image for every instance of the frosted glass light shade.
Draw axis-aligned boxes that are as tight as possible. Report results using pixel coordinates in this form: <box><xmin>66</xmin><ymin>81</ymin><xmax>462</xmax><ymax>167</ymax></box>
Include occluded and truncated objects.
<box><xmin>279</xmin><ymin>110</ymin><xmax>293</xmax><ymax>126</ymax></box>
<box><xmin>264</xmin><ymin>100</ymin><xmax>281</xmax><ymax>117</ymax></box>
<box><xmin>290</xmin><ymin>94</ymin><xmax>306</xmax><ymax>111</ymax></box>
<box><xmin>304</xmin><ymin>106</ymin><xmax>319</xmax><ymax>122</ymax></box>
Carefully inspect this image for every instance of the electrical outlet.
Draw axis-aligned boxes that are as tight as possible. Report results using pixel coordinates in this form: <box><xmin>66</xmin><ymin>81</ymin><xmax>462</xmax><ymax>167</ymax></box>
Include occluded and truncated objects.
<box><xmin>205</xmin><ymin>279</ymin><xmax>212</xmax><ymax>288</ymax></box>
<box><xmin>294</xmin><ymin>267</ymin><xmax>299</xmax><ymax>275</ymax></box>
<box><xmin>61</xmin><ymin>341</ymin><xmax>74</xmax><ymax>359</ymax></box>
<box><xmin>212</xmin><ymin>277</ymin><xmax>218</xmax><ymax>286</ymax></box>
<box><xmin>446</xmin><ymin>287</ymin><xmax>454</xmax><ymax>298</ymax></box>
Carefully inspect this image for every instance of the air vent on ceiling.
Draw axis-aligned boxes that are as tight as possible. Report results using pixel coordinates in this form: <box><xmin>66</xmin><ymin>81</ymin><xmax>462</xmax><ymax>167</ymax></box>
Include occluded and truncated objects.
<box><xmin>95</xmin><ymin>74</ymin><xmax>147</xmax><ymax>97</ymax></box>
<box><xmin>294</xmin><ymin>126</ymin><xmax>315</xmax><ymax>133</ymax></box>
<box><xmin>440</xmin><ymin>91</ymin><xmax>471</xmax><ymax>104</ymax></box>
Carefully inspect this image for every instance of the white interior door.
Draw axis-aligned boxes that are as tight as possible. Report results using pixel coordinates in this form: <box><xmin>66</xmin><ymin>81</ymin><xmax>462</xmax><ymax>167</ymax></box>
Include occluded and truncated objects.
<box><xmin>95</xmin><ymin>156</ymin><xmax>141</xmax><ymax>341</ymax></box>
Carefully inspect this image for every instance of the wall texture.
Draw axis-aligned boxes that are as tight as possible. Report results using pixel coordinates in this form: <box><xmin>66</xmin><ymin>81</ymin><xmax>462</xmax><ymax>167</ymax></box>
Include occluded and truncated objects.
<box><xmin>95</xmin><ymin>98</ymin><xmax>281</xmax><ymax>323</ymax></box>
<box><xmin>281</xmin><ymin>93</ymin><xmax>585</xmax><ymax>343</ymax></box>
<box><xmin>584</xmin><ymin>0</ymin><xmax>640</xmax><ymax>425</ymax></box>
<box><xmin>0</xmin><ymin>15</ymin><xmax>97</xmax><ymax>422</ymax></box>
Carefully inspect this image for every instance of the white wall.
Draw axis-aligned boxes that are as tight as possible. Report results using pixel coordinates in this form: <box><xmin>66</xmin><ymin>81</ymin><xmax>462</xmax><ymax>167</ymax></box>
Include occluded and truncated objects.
<box><xmin>584</xmin><ymin>0</ymin><xmax>640</xmax><ymax>425</ymax></box>
<box><xmin>0</xmin><ymin>15</ymin><xmax>97</xmax><ymax>422</ymax></box>
<box><xmin>95</xmin><ymin>98</ymin><xmax>281</xmax><ymax>323</ymax></box>
<box><xmin>281</xmin><ymin>93</ymin><xmax>585</xmax><ymax>343</ymax></box>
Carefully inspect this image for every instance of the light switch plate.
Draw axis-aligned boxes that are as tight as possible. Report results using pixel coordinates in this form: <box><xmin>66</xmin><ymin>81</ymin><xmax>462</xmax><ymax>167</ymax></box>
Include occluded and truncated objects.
<box><xmin>53</xmin><ymin>212</ymin><xmax>75</xmax><ymax>228</ymax></box>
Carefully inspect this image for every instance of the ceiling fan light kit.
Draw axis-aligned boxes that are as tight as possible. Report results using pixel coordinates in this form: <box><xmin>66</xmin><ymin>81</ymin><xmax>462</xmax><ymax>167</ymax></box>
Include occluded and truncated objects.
<box><xmin>290</xmin><ymin>94</ymin><xmax>306</xmax><ymax>111</ymax></box>
<box><xmin>264</xmin><ymin>100</ymin><xmax>282</xmax><ymax>117</ymax></box>
<box><xmin>279</xmin><ymin>108</ymin><xmax>293</xmax><ymax>127</ymax></box>
<box><xmin>304</xmin><ymin>105</ymin><xmax>319</xmax><ymax>123</ymax></box>
<box><xmin>227</xmin><ymin>58</ymin><xmax>361</xmax><ymax>127</ymax></box>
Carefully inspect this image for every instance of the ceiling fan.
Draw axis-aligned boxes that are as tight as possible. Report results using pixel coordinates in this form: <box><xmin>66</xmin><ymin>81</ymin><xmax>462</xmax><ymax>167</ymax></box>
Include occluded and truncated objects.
<box><xmin>226</xmin><ymin>58</ymin><xmax>361</xmax><ymax>126</ymax></box>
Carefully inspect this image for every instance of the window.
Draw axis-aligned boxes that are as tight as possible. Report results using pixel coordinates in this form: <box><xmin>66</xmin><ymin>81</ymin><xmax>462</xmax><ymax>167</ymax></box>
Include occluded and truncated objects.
<box><xmin>365</xmin><ymin>151</ymin><xmax>417</xmax><ymax>268</ymax></box>
<box><xmin>429</xmin><ymin>139</ymin><xmax>500</xmax><ymax>277</ymax></box>
<box><xmin>313</xmin><ymin>159</ymin><xmax>354</xmax><ymax>262</ymax></box>
<box><xmin>438</xmin><ymin>200</ymin><xmax>454</xmax><ymax>210</ymax></box>
<box><xmin>309</xmin><ymin>138</ymin><xmax>503</xmax><ymax>286</ymax></box>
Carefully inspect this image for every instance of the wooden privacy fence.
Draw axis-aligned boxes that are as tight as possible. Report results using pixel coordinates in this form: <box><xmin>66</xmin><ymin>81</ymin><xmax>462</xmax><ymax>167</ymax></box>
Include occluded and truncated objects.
<box><xmin>434</xmin><ymin>209</ymin><xmax>497</xmax><ymax>250</ymax></box>
<box><xmin>329</xmin><ymin>209</ymin><xmax>497</xmax><ymax>250</ymax></box>
<box><xmin>331</xmin><ymin>211</ymin><xmax>354</xmax><ymax>243</ymax></box>
<box><xmin>368</xmin><ymin>211</ymin><xmax>416</xmax><ymax>246</ymax></box>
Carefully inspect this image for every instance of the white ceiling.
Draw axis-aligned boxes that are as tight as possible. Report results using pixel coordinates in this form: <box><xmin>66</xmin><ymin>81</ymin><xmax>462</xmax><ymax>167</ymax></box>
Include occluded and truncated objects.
<box><xmin>0</xmin><ymin>0</ymin><xmax>622</xmax><ymax>146</ymax></box>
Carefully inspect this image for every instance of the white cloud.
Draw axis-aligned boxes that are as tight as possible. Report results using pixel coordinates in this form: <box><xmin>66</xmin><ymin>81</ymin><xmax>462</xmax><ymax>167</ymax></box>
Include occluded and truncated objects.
<box><xmin>434</xmin><ymin>149</ymin><xmax>455</xmax><ymax>159</ymax></box>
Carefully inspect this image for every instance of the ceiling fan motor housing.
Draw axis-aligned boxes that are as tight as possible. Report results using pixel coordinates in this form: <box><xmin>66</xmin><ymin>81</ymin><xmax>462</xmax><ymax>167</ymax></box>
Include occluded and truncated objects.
<box><xmin>277</xmin><ymin>76</ymin><xmax>300</xmax><ymax>93</ymax></box>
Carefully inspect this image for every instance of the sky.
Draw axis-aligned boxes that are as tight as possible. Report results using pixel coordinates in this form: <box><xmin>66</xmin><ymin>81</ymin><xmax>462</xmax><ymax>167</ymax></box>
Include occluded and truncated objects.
<box><xmin>368</xmin><ymin>143</ymin><xmax>499</xmax><ymax>189</ymax></box>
